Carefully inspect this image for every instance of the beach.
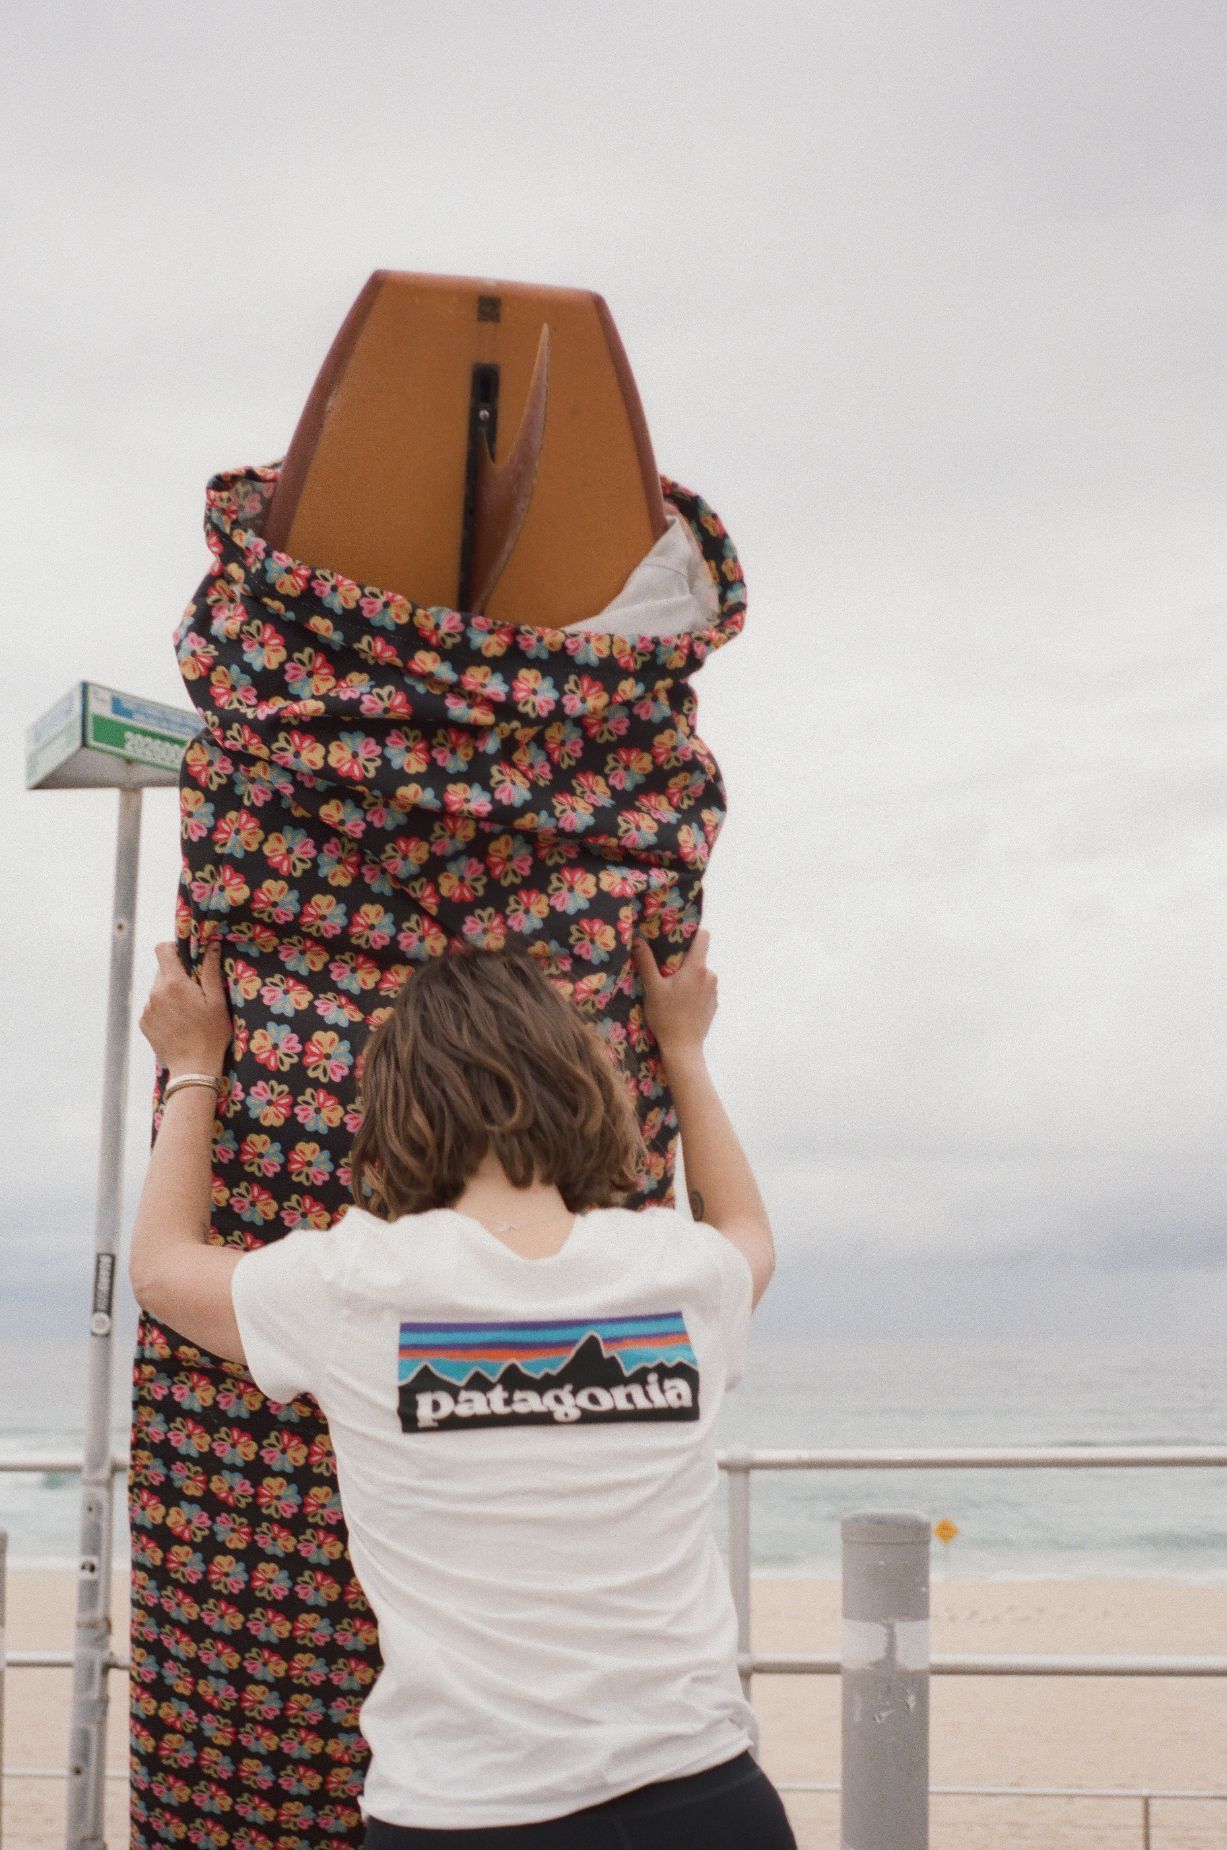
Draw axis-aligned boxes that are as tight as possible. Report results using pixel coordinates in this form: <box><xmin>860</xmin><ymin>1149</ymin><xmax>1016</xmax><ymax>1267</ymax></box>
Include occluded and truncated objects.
<box><xmin>3</xmin><ymin>1568</ymin><xmax>1224</xmax><ymax>1848</ymax></box>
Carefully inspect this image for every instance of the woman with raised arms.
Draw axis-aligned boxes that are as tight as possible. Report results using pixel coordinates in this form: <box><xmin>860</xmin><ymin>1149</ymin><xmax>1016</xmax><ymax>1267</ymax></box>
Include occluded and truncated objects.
<box><xmin>129</xmin><ymin>928</ymin><xmax>793</xmax><ymax>1848</ymax></box>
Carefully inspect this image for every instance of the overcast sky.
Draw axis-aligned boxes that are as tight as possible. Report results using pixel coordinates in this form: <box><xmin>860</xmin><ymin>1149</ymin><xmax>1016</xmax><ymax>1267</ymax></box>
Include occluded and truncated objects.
<box><xmin>2</xmin><ymin>0</ymin><xmax>1224</xmax><ymax>1347</ymax></box>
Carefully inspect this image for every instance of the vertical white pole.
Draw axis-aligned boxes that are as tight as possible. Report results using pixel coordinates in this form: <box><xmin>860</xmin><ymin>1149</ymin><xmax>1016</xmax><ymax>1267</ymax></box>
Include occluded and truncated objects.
<box><xmin>726</xmin><ymin>1452</ymin><xmax>754</xmax><ymax>1742</ymax></box>
<box><xmin>726</xmin><ymin>1457</ymin><xmax>752</xmax><ymax>1684</ymax></box>
<box><xmin>66</xmin><ymin>785</ymin><xmax>142</xmax><ymax>1849</ymax></box>
<box><xmin>841</xmin><ymin>1510</ymin><xmax>930</xmax><ymax>1850</ymax></box>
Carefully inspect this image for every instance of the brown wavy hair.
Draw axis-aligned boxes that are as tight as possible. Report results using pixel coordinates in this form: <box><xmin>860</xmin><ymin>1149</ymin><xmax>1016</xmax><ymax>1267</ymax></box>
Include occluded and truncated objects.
<box><xmin>348</xmin><ymin>943</ymin><xmax>647</xmax><ymax>1220</ymax></box>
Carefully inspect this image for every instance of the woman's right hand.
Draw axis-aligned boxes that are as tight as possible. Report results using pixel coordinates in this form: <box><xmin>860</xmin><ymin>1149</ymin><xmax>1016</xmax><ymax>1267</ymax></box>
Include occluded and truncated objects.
<box><xmin>632</xmin><ymin>926</ymin><xmax>775</xmax><ymax>1306</ymax></box>
<box><xmin>631</xmin><ymin>928</ymin><xmax>717</xmax><ymax>1065</ymax></box>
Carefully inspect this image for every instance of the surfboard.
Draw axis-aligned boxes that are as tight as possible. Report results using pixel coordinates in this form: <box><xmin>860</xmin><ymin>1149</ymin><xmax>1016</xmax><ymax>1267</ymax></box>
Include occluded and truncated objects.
<box><xmin>261</xmin><ymin>271</ymin><xmax>668</xmax><ymax>629</ymax></box>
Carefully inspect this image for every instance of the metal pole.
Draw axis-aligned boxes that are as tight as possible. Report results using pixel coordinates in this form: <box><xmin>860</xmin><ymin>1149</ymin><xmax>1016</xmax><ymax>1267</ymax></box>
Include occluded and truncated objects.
<box><xmin>841</xmin><ymin>1510</ymin><xmax>930</xmax><ymax>1850</ymax></box>
<box><xmin>67</xmin><ymin>785</ymin><xmax>142</xmax><ymax>1850</ymax></box>
<box><xmin>726</xmin><ymin>1454</ymin><xmax>753</xmax><ymax>1700</ymax></box>
<box><xmin>1142</xmin><ymin>1792</ymin><xmax>1151</xmax><ymax>1850</ymax></box>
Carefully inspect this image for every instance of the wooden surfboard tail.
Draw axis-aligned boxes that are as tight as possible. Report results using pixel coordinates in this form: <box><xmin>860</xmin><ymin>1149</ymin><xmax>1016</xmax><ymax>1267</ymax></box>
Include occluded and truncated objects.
<box><xmin>262</xmin><ymin>271</ymin><xmax>667</xmax><ymax>628</ymax></box>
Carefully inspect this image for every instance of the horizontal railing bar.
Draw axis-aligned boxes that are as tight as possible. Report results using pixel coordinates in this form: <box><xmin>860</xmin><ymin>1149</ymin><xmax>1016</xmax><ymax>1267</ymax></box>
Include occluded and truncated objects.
<box><xmin>932</xmin><ymin>1784</ymin><xmax>1227</xmax><ymax>1798</ymax></box>
<box><xmin>3</xmin><ymin>1768</ymin><xmax>128</xmax><ymax>1781</ymax></box>
<box><xmin>740</xmin><ymin>1653</ymin><xmax>1227</xmax><ymax>1677</ymax></box>
<box><xmin>5</xmin><ymin>1766</ymin><xmax>1223</xmax><ymax>1802</ymax></box>
<box><xmin>9</xmin><ymin>1648</ymin><xmax>1222</xmax><ymax>1679</ymax></box>
<box><xmin>2</xmin><ymin>1445</ymin><xmax>1225</xmax><ymax>1476</ymax></box>
<box><xmin>5</xmin><ymin>1653</ymin><xmax>129</xmax><ymax>1671</ymax></box>
<box><xmin>930</xmin><ymin>1653</ymin><xmax>1227</xmax><ymax>1677</ymax></box>
<box><xmin>716</xmin><ymin>1446</ymin><xmax>1227</xmax><ymax>1469</ymax></box>
<box><xmin>0</xmin><ymin>1454</ymin><xmax>128</xmax><ymax>1475</ymax></box>
<box><xmin>776</xmin><ymin>1781</ymin><xmax>1227</xmax><ymax>1799</ymax></box>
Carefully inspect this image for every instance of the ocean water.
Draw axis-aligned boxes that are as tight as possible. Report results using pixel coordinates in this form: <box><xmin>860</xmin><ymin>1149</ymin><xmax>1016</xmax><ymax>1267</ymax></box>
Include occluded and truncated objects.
<box><xmin>713</xmin><ymin>1333</ymin><xmax>1226</xmax><ymax>1583</ymax></box>
<box><xmin>1</xmin><ymin>1331</ymin><xmax>1223</xmax><ymax>1580</ymax></box>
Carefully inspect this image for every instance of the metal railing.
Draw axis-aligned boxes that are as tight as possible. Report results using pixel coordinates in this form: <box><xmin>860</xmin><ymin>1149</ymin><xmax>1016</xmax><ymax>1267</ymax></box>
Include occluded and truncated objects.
<box><xmin>717</xmin><ymin>1441</ymin><xmax>1227</xmax><ymax>1682</ymax></box>
<box><xmin>720</xmin><ymin>1443</ymin><xmax>1227</xmax><ymax>1847</ymax></box>
<box><xmin>0</xmin><ymin>1453</ymin><xmax>131</xmax><ymax>1846</ymax></box>
<box><xmin>2</xmin><ymin>1442</ymin><xmax>1226</xmax><ymax>1847</ymax></box>
<box><xmin>772</xmin><ymin>1782</ymin><xmax>1227</xmax><ymax>1850</ymax></box>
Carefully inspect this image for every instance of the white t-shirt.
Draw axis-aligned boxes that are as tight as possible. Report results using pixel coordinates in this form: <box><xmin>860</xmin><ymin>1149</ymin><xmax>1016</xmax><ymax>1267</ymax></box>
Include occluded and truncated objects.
<box><xmin>229</xmin><ymin>1202</ymin><xmax>758</xmax><ymax>1830</ymax></box>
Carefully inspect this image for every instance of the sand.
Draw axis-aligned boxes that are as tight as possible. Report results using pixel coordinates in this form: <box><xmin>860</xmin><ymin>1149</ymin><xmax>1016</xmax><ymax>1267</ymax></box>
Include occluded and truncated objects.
<box><xmin>3</xmin><ymin>1567</ymin><xmax>1225</xmax><ymax>1848</ymax></box>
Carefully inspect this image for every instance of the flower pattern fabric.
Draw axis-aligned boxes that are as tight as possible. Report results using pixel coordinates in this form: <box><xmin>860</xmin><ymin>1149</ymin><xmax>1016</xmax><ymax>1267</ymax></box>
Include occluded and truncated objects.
<box><xmin>128</xmin><ymin>459</ymin><xmax>745</xmax><ymax>1846</ymax></box>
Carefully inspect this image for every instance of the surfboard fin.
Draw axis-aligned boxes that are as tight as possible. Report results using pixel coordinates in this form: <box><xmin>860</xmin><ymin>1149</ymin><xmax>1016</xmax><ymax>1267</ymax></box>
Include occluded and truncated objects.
<box><xmin>461</xmin><ymin>321</ymin><xmax>551</xmax><ymax>613</ymax></box>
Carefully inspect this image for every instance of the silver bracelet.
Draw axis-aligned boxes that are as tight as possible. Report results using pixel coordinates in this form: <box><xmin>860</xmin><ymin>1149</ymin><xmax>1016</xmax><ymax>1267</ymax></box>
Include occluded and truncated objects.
<box><xmin>162</xmin><ymin>1071</ymin><xmax>223</xmax><ymax>1103</ymax></box>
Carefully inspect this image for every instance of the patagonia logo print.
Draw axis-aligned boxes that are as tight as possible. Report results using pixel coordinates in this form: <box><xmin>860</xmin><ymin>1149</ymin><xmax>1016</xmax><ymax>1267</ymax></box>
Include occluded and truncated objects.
<box><xmin>397</xmin><ymin>1312</ymin><xmax>700</xmax><ymax>1433</ymax></box>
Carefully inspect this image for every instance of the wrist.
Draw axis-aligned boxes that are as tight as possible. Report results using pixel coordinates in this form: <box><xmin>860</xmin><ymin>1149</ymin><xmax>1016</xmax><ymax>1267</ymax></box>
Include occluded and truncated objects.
<box><xmin>657</xmin><ymin>1041</ymin><xmax>708</xmax><ymax>1081</ymax></box>
<box><xmin>162</xmin><ymin>1068</ymin><xmax>224</xmax><ymax>1103</ymax></box>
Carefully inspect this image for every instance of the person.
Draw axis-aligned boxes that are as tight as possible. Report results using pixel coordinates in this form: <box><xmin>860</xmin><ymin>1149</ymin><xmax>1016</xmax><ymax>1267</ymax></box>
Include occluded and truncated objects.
<box><xmin>129</xmin><ymin>928</ymin><xmax>796</xmax><ymax>1849</ymax></box>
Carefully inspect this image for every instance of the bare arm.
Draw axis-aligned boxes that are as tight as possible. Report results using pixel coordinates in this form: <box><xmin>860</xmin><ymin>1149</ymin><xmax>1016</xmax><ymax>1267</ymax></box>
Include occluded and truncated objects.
<box><xmin>632</xmin><ymin>931</ymin><xmax>775</xmax><ymax>1307</ymax></box>
<box><xmin>128</xmin><ymin>1078</ymin><xmax>247</xmax><ymax>1364</ymax></box>
<box><xmin>127</xmin><ymin>939</ymin><xmax>248</xmax><ymax>1364</ymax></box>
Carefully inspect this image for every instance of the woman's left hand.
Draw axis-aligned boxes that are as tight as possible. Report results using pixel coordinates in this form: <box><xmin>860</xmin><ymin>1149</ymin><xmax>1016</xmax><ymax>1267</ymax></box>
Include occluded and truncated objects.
<box><xmin>139</xmin><ymin>939</ymin><xmax>233</xmax><ymax>1077</ymax></box>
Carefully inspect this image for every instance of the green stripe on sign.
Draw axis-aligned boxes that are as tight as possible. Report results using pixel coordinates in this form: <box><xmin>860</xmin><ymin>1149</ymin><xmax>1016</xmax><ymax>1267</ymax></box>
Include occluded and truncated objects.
<box><xmin>86</xmin><ymin>713</ymin><xmax>191</xmax><ymax>771</ymax></box>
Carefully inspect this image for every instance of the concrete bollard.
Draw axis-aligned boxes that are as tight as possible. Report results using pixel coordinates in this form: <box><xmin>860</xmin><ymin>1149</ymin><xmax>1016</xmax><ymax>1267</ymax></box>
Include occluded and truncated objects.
<box><xmin>841</xmin><ymin>1510</ymin><xmax>930</xmax><ymax>1850</ymax></box>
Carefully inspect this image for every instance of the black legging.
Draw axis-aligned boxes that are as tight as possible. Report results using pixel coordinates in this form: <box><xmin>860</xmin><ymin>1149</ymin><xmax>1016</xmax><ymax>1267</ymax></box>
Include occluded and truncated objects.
<box><xmin>362</xmin><ymin>1749</ymin><xmax>798</xmax><ymax>1848</ymax></box>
